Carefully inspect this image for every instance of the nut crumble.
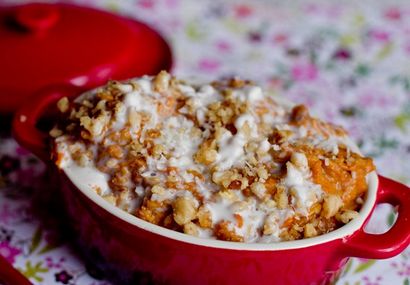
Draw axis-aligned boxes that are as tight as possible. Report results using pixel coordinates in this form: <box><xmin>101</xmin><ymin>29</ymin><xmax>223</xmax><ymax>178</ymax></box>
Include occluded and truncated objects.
<box><xmin>51</xmin><ymin>71</ymin><xmax>375</xmax><ymax>243</ymax></box>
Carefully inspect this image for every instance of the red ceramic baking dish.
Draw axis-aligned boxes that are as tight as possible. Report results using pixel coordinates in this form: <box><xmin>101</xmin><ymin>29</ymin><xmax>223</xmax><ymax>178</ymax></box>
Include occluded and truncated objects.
<box><xmin>12</xmin><ymin>85</ymin><xmax>410</xmax><ymax>285</ymax></box>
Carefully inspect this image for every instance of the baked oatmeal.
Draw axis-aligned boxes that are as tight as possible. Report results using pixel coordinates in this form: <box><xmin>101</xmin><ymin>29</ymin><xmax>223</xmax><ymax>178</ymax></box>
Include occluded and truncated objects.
<box><xmin>50</xmin><ymin>71</ymin><xmax>375</xmax><ymax>243</ymax></box>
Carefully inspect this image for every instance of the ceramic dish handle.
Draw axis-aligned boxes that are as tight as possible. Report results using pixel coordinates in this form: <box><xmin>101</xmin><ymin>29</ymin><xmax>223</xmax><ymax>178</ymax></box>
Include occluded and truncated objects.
<box><xmin>12</xmin><ymin>85</ymin><xmax>84</xmax><ymax>162</ymax></box>
<box><xmin>342</xmin><ymin>175</ymin><xmax>410</xmax><ymax>259</ymax></box>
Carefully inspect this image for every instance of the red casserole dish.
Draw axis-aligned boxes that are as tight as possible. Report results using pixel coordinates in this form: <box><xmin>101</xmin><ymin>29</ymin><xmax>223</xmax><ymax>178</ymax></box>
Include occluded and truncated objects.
<box><xmin>12</xmin><ymin>85</ymin><xmax>410</xmax><ymax>285</ymax></box>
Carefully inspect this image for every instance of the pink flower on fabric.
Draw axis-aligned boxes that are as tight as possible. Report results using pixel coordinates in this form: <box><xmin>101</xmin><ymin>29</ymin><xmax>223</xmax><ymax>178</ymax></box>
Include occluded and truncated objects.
<box><xmin>304</xmin><ymin>3</ymin><xmax>320</xmax><ymax>14</ymax></box>
<box><xmin>267</xmin><ymin>77</ymin><xmax>284</xmax><ymax>90</ymax></box>
<box><xmin>362</xmin><ymin>275</ymin><xmax>382</xmax><ymax>285</ymax></box>
<box><xmin>198</xmin><ymin>58</ymin><xmax>220</xmax><ymax>72</ymax></box>
<box><xmin>358</xmin><ymin>90</ymin><xmax>393</xmax><ymax>108</ymax></box>
<box><xmin>0</xmin><ymin>204</ymin><xmax>18</xmax><ymax>224</ymax></box>
<box><xmin>358</xmin><ymin>93</ymin><xmax>375</xmax><ymax>107</ymax></box>
<box><xmin>45</xmin><ymin>257</ymin><xmax>65</xmax><ymax>269</ymax></box>
<box><xmin>234</xmin><ymin>5</ymin><xmax>253</xmax><ymax>18</ymax></box>
<box><xmin>15</xmin><ymin>146</ymin><xmax>30</xmax><ymax>156</ymax></box>
<box><xmin>248</xmin><ymin>31</ymin><xmax>262</xmax><ymax>43</ymax></box>
<box><xmin>137</xmin><ymin>0</ymin><xmax>154</xmax><ymax>9</ymax></box>
<box><xmin>325</xmin><ymin>5</ymin><xmax>342</xmax><ymax>18</ymax></box>
<box><xmin>384</xmin><ymin>7</ymin><xmax>401</xmax><ymax>21</ymax></box>
<box><xmin>369</xmin><ymin>29</ymin><xmax>391</xmax><ymax>42</ymax></box>
<box><xmin>12</xmin><ymin>168</ymin><xmax>38</xmax><ymax>188</ymax></box>
<box><xmin>54</xmin><ymin>270</ymin><xmax>73</xmax><ymax>284</ymax></box>
<box><xmin>291</xmin><ymin>62</ymin><xmax>318</xmax><ymax>81</ymax></box>
<box><xmin>215</xmin><ymin>40</ymin><xmax>232</xmax><ymax>53</ymax></box>
<box><xmin>404</xmin><ymin>42</ymin><xmax>410</xmax><ymax>55</ymax></box>
<box><xmin>391</xmin><ymin>261</ymin><xmax>410</xmax><ymax>276</ymax></box>
<box><xmin>272</xmin><ymin>33</ymin><xmax>288</xmax><ymax>45</ymax></box>
<box><xmin>0</xmin><ymin>241</ymin><xmax>21</xmax><ymax>264</ymax></box>
<box><xmin>165</xmin><ymin>0</ymin><xmax>179</xmax><ymax>9</ymax></box>
<box><xmin>333</xmin><ymin>48</ymin><xmax>352</xmax><ymax>60</ymax></box>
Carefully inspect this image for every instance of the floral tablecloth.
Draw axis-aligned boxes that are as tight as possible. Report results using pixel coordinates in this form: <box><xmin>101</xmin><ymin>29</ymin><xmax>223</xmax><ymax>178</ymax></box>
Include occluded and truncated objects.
<box><xmin>1</xmin><ymin>0</ymin><xmax>410</xmax><ymax>284</ymax></box>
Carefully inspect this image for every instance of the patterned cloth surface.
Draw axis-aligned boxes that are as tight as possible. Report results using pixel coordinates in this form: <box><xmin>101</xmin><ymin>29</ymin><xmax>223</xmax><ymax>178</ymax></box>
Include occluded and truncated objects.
<box><xmin>1</xmin><ymin>0</ymin><xmax>410</xmax><ymax>284</ymax></box>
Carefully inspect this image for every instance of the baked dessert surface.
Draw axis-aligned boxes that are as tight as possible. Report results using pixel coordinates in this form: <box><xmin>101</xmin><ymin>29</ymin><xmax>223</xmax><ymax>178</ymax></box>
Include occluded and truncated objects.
<box><xmin>51</xmin><ymin>71</ymin><xmax>375</xmax><ymax>243</ymax></box>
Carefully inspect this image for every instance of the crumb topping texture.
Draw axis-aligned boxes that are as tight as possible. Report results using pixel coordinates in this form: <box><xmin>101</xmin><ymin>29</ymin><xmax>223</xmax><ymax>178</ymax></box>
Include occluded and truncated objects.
<box><xmin>51</xmin><ymin>71</ymin><xmax>375</xmax><ymax>243</ymax></box>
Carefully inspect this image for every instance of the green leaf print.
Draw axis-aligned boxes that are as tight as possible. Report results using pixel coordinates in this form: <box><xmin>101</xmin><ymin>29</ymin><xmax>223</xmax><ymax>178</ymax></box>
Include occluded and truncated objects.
<box><xmin>376</xmin><ymin>135</ymin><xmax>399</xmax><ymax>151</ymax></box>
<box><xmin>27</xmin><ymin>226</ymin><xmax>63</xmax><ymax>255</ymax></box>
<box><xmin>389</xmin><ymin>75</ymin><xmax>401</xmax><ymax>84</ymax></box>
<box><xmin>325</xmin><ymin>61</ymin><xmax>335</xmax><ymax>70</ymax></box>
<box><xmin>353</xmin><ymin>13</ymin><xmax>365</xmax><ymax>27</ymax></box>
<box><xmin>404</xmin><ymin>278</ymin><xmax>409</xmax><ymax>285</ymax></box>
<box><xmin>38</xmin><ymin>242</ymin><xmax>61</xmax><ymax>255</ymax></box>
<box><xmin>389</xmin><ymin>75</ymin><xmax>410</xmax><ymax>92</ymax></box>
<box><xmin>404</xmin><ymin>78</ymin><xmax>410</xmax><ymax>92</ymax></box>
<box><xmin>387</xmin><ymin>210</ymin><xmax>397</xmax><ymax>227</ymax></box>
<box><xmin>340</xmin><ymin>33</ymin><xmax>358</xmax><ymax>46</ymax></box>
<box><xmin>309</xmin><ymin>50</ymin><xmax>318</xmax><ymax>65</ymax></box>
<box><xmin>17</xmin><ymin>261</ymin><xmax>48</xmax><ymax>282</ymax></box>
<box><xmin>355</xmin><ymin>64</ymin><xmax>371</xmax><ymax>77</ymax></box>
<box><xmin>340</xmin><ymin>106</ymin><xmax>361</xmax><ymax>117</ymax></box>
<box><xmin>29</xmin><ymin>227</ymin><xmax>42</xmax><ymax>254</ymax></box>
<box><xmin>223</xmin><ymin>18</ymin><xmax>246</xmax><ymax>34</ymax></box>
<box><xmin>342</xmin><ymin>259</ymin><xmax>354</xmax><ymax>277</ymax></box>
<box><xmin>354</xmin><ymin>259</ymin><xmax>376</xmax><ymax>273</ymax></box>
<box><xmin>318</xmin><ymin>28</ymin><xmax>339</xmax><ymax>39</ymax></box>
<box><xmin>395</xmin><ymin>114</ymin><xmax>410</xmax><ymax>132</ymax></box>
<box><xmin>106</xmin><ymin>2</ymin><xmax>120</xmax><ymax>12</ymax></box>
<box><xmin>186</xmin><ymin>21</ymin><xmax>207</xmax><ymax>40</ymax></box>
<box><xmin>375</xmin><ymin>42</ymin><xmax>394</xmax><ymax>61</ymax></box>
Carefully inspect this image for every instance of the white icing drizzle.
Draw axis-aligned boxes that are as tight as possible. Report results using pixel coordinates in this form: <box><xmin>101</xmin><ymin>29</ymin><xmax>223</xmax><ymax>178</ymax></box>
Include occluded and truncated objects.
<box><xmin>55</xmin><ymin>75</ymin><xmax>365</xmax><ymax>243</ymax></box>
<box><xmin>215</xmin><ymin>129</ymin><xmax>248</xmax><ymax>171</ymax></box>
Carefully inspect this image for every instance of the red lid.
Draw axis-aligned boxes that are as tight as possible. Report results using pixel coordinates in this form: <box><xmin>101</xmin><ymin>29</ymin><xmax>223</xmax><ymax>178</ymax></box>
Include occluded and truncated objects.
<box><xmin>0</xmin><ymin>3</ymin><xmax>172</xmax><ymax>113</ymax></box>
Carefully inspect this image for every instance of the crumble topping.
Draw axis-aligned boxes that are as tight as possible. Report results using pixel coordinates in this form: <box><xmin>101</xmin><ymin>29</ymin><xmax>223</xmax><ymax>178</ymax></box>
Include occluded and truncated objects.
<box><xmin>50</xmin><ymin>71</ymin><xmax>375</xmax><ymax>243</ymax></box>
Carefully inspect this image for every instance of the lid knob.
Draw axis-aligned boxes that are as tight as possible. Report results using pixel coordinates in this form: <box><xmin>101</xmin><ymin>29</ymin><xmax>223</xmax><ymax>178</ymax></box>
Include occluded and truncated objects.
<box><xmin>15</xmin><ymin>3</ymin><xmax>59</xmax><ymax>32</ymax></box>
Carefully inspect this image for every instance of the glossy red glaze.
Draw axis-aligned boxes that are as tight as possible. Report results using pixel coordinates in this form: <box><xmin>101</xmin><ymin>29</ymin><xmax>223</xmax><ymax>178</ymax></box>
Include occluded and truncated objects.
<box><xmin>341</xmin><ymin>175</ymin><xmax>410</xmax><ymax>259</ymax></box>
<box><xmin>59</xmin><ymin>173</ymin><xmax>347</xmax><ymax>285</ymax></box>
<box><xmin>0</xmin><ymin>255</ymin><xmax>32</xmax><ymax>285</ymax></box>
<box><xmin>12</xmin><ymin>87</ymin><xmax>410</xmax><ymax>285</ymax></box>
<box><xmin>0</xmin><ymin>3</ymin><xmax>172</xmax><ymax>113</ymax></box>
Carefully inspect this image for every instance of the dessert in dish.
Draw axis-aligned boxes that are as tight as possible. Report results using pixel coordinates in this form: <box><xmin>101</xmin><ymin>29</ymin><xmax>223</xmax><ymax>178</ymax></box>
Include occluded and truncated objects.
<box><xmin>50</xmin><ymin>71</ymin><xmax>375</xmax><ymax>243</ymax></box>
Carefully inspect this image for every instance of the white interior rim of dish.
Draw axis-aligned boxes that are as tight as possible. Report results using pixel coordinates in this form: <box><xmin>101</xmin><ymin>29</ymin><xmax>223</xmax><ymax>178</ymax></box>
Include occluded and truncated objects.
<box><xmin>64</xmin><ymin>169</ymin><xmax>378</xmax><ymax>251</ymax></box>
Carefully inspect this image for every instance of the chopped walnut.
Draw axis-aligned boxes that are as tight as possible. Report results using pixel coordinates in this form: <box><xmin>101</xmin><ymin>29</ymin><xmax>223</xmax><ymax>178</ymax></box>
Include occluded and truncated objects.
<box><xmin>152</xmin><ymin>144</ymin><xmax>166</xmax><ymax>159</ymax></box>
<box><xmin>256</xmin><ymin>166</ymin><xmax>269</xmax><ymax>181</ymax></box>
<box><xmin>51</xmin><ymin>71</ymin><xmax>374</xmax><ymax>243</ymax></box>
<box><xmin>214</xmin><ymin>221</ymin><xmax>244</xmax><ymax>242</ymax></box>
<box><xmin>336</xmin><ymin>210</ymin><xmax>359</xmax><ymax>224</ymax></box>
<box><xmin>57</xmin><ymin>97</ymin><xmax>69</xmax><ymax>113</ymax></box>
<box><xmin>172</xmin><ymin>196</ymin><xmax>197</xmax><ymax>226</ymax></box>
<box><xmin>153</xmin><ymin>70</ymin><xmax>171</xmax><ymax>92</ymax></box>
<box><xmin>322</xmin><ymin>195</ymin><xmax>343</xmax><ymax>219</ymax></box>
<box><xmin>218</xmin><ymin>190</ymin><xmax>241</xmax><ymax>202</ymax></box>
<box><xmin>197</xmin><ymin>206</ymin><xmax>212</xmax><ymax>228</ymax></box>
<box><xmin>128</xmin><ymin>109</ymin><xmax>141</xmax><ymax>129</ymax></box>
<box><xmin>231</xmin><ymin>201</ymin><xmax>250</xmax><ymax>212</ymax></box>
<box><xmin>290</xmin><ymin>152</ymin><xmax>308</xmax><ymax>168</ymax></box>
<box><xmin>49</xmin><ymin>127</ymin><xmax>63</xmax><ymax>138</ymax></box>
<box><xmin>263</xmin><ymin>213</ymin><xmax>279</xmax><ymax>235</ymax></box>
<box><xmin>197</xmin><ymin>148</ymin><xmax>218</xmax><ymax>165</ymax></box>
<box><xmin>304</xmin><ymin>223</ymin><xmax>317</xmax><ymax>238</ymax></box>
<box><xmin>250</xmin><ymin>182</ymin><xmax>266</xmax><ymax>199</ymax></box>
<box><xmin>275</xmin><ymin>186</ymin><xmax>288</xmax><ymax>209</ymax></box>
<box><xmin>183</xmin><ymin>222</ymin><xmax>199</xmax><ymax>236</ymax></box>
<box><xmin>107</xmin><ymin>145</ymin><xmax>123</xmax><ymax>159</ymax></box>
